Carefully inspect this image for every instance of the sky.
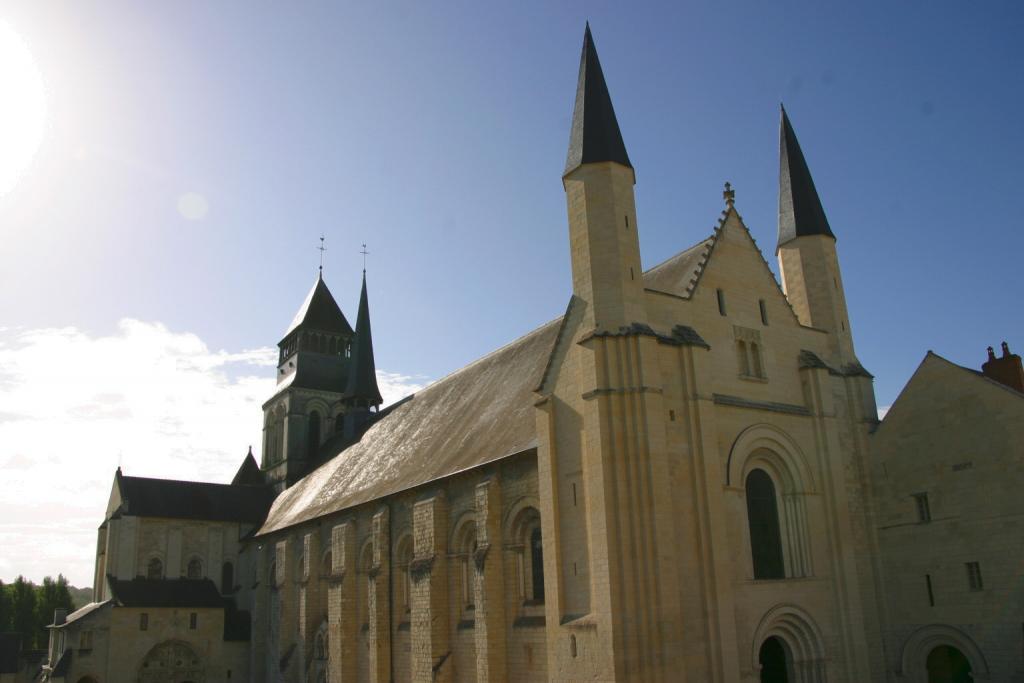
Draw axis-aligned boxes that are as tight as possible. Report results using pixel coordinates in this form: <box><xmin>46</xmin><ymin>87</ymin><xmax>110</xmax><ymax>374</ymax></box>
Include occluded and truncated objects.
<box><xmin>0</xmin><ymin>2</ymin><xmax>1021</xmax><ymax>587</ymax></box>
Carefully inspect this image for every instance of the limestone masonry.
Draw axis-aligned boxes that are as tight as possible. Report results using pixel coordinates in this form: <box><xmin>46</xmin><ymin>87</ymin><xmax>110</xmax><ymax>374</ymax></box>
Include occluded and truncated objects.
<box><xmin>36</xmin><ymin>24</ymin><xmax>1022</xmax><ymax>683</ymax></box>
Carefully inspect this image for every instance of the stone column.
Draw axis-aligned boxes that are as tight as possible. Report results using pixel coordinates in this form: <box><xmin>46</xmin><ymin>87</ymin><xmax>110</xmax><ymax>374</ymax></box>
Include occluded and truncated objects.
<box><xmin>411</xmin><ymin>494</ymin><xmax>450</xmax><ymax>682</ymax></box>
<box><xmin>301</xmin><ymin>532</ymin><xmax>322</xmax><ymax>660</ymax></box>
<box><xmin>276</xmin><ymin>537</ymin><xmax>302</xmax><ymax>682</ymax></box>
<box><xmin>328</xmin><ymin>521</ymin><xmax>357</xmax><ymax>682</ymax></box>
<box><xmin>473</xmin><ymin>479</ymin><xmax>507</xmax><ymax>683</ymax></box>
<box><xmin>368</xmin><ymin>507</ymin><xmax>391</xmax><ymax>683</ymax></box>
<box><xmin>251</xmin><ymin>543</ymin><xmax>270</xmax><ymax>682</ymax></box>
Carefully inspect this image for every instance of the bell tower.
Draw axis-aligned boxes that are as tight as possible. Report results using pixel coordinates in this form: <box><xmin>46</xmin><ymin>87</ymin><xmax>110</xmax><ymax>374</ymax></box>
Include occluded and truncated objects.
<box><xmin>262</xmin><ymin>274</ymin><xmax>353</xmax><ymax>490</ymax></box>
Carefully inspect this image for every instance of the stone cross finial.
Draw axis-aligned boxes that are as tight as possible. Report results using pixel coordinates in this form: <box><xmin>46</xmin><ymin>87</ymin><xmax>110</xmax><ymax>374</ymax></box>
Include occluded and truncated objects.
<box><xmin>723</xmin><ymin>182</ymin><xmax>735</xmax><ymax>207</ymax></box>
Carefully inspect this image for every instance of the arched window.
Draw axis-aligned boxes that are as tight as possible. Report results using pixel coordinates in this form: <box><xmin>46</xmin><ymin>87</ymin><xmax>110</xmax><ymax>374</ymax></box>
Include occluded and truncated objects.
<box><xmin>187</xmin><ymin>557</ymin><xmax>203</xmax><ymax>579</ymax></box>
<box><xmin>221</xmin><ymin>561</ymin><xmax>234</xmax><ymax>593</ymax></box>
<box><xmin>746</xmin><ymin>469</ymin><xmax>785</xmax><ymax>579</ymax></box>
<box><xmin>393</xmin><ymin>534</ymin><xmax>413</xmax><ymax>618</ymax></box>
<box><xmin>530</xmin><ymin>526</ymin><xmax>545</xmax><ymax>602</ymax></box>
<box><xmin>147</xmin><ymin>557</ymin><xmax>163</xmax><ymax>580</ymax></box>
<box><xmin>308</xmin><ymin>411</ymin><xmax>321</xmax><ymax>457</ymax></box>
<box><xmin>452</xmin><ymin>519</ymin><xmax>477</xmax><ymax>615</ymax></box>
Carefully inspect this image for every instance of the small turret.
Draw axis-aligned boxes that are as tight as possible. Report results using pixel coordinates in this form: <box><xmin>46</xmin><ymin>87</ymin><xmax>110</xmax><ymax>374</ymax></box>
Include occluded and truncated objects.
<box><xmin>563</xmin><ymin>23</ymin><xmax>646</xmax><ymax>331</ymax></box>
<box><xmin>776</xmin><ymin>105</ymin><xmax>856</xmax><ymax>364</ymax></box>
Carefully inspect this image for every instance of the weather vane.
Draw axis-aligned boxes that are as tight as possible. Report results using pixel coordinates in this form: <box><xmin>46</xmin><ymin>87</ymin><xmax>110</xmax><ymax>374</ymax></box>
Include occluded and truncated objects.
<box><xmin>318</xmin><ymin>235</ymin><xmax>326</xmax><ymax>275</ymax></box>
<box><xmin>360</xmin><ymin>243</ymin><xmax>369</xmax><ymax>272</ymax></box>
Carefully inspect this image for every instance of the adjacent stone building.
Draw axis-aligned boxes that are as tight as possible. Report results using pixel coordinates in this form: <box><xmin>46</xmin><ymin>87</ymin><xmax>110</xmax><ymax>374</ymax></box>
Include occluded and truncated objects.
<box><xmin>872</xmin><ymin>345</ymin><xmax>1024</xmax><ymax>682</ymax></box>
<box><xmin>37</xmin><ymin>24</ymin><xmax>1021</xmax><ymax>683</ymax></box>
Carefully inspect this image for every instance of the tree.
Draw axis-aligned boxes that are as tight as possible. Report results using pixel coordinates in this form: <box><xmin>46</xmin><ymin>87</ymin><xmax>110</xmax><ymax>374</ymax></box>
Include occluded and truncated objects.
<box><xmin>35</xmin><ymin>575</ymin><xmax>75</xmax><ymax>649</ymax></box>
<box><xmin>0</xmin><ymin>579</ymin><xmax>10</xmax><ymax>632</ymax></box>
<box><xmin>10</xmin><ymin>576</ymin><xmax>36</xmax><ymax>650</ymax></box>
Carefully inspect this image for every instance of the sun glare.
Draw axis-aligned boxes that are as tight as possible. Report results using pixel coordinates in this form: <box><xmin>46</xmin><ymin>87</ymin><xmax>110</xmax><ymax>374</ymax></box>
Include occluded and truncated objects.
<box><xmin>0</xmin><ymin>21</ymin><xmax>46</xmax><ymax>197</ymax></box>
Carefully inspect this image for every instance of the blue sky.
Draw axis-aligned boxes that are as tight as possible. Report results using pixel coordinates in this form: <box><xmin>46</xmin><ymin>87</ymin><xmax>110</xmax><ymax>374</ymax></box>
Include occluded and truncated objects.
<box><xmin>0</xmin><ymin>2</ymin><xmax>1021</xmax><ymax>584</ymax></box>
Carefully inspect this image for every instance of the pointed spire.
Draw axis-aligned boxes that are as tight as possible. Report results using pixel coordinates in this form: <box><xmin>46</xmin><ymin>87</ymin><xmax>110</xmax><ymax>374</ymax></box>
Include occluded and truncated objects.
<box><xmin>343</xmin><ymin>271</ymin><xmax>383</xmax><ymax>408</ymax></box>
<box><xmin>282</xmin><ymin>276</ymin><xmax>353</xmax><ymax>340</ymax></box>
<box><xmin>564</xmin><ymin>23</ymin><xmax>632</xmax><ymax>175</ymax></box>
<box><xmin>231</xmin><ymin>447</ymin><xmax>264</xmax><ymax>487</ymax></box>
<box><xmin>778</xmin><ymin>105</ymin><xmax>835</xmax><ymax>246</ymax></box>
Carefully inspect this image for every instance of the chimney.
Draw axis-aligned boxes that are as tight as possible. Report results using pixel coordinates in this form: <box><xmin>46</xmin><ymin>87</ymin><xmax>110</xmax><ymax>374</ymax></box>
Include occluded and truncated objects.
<box><xmin>981</xmin><ymin>341</ymin><xmax>1024</xmax><ymax>392</ymax></box>
<box><xmin>53</xmin><ymin>608</ymin><xmax>68</xmax><ymax>626</ymax></box>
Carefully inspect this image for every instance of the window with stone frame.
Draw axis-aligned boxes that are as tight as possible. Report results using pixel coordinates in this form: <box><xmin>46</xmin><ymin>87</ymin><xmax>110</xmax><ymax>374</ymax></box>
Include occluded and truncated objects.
<box><xmin>187</xmin><ymin>557</ymin><xmax>203</xmax><ymax>579</ymax></box>
<box><xmin>745</xmin><ymin>468</ymin><xmax>785</xmax><ymax>580</ymax></box>
<box><xmin>452</xmin><ymin>519</ymin><xmax>478</xmax><ymax>620</ymax></box>
<box><xmin>221</xmin><ymin>561</ymin><xmax>234</xmax><ymax>593</ymax></box>
<box><xmin>146</xmin><ymin>557</ymin><xmax>163</xmax><ymax>580</ymax></box>
<box><xmin>394</xmin><ymin>535</ymin><xmax>413</xmax><ymax>619</ymax></box>
<box><xmin>79</xmin><ymin>630</ymin><xmax>93</xmax><ymax>650</ymax></box>
<box><xmin>734</xmin><ymin>326</ymin><xmax>767</xmax><ymax>380</ymax></box>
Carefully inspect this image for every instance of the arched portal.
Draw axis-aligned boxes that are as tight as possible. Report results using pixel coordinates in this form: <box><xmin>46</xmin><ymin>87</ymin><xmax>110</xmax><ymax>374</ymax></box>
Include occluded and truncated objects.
<box><xmin>138</xmin><ymin>640</ymin><xmax>205</xmax><ymax>683</ymax></box>
<box><xmin>926</xmin><ymin>645</ymin><xmax>972</xmax><ymax>683</ymax></box>
<box><xmin>759</xmin><ymin>636</ymin><xmax>790</xmax><ymax>683</ymax></box>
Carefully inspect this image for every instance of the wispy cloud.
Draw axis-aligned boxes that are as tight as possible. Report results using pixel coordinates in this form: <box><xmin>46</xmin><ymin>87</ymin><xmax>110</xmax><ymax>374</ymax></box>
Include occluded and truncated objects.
<box><xmin>0</xmin><ymin>320</ymin><xmax>425</xmax><ymax>587</ymax></box>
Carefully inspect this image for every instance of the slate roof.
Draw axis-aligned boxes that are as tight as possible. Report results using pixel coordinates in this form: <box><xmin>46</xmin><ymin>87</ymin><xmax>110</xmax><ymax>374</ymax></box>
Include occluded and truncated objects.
<box><xmin>260</xmin><ymin>318</ymin><xmax>563</xmax><ymax>534</ymax></box>
<box><xmin>282</xmin><ymin>276</ymin><xmax>353</xmax><ymax>341</ymax></box>
<box><xmin>778</xmin><ymin>105</ymin><xmax>834</xmax><ymax>246</ymax></box>
<box><xmin>258</xmin><ymin>237</ymin><xmax>717</xmax><ymax>535</ymax></box>
<box><xmin>108</xmin><ymin>578</ymin><xmax>227</xmax><ymax>608</ymax></box>
<box><xmin>54</xmin><ymin>600</ymin><xmax>111</xmax><ymax>628</ymax></box>
<box><xmin>231</xmin><ymin>449</ymin><xmax>265</xmax><ymax>487</ymax></box>
<box><xmin>643</xmin><ymin>236</ymin><xmax>716</xmax><ymax>299</ymax></box>
<box><xmin>342</xmin><ymin>272</ymin><xmax>383</xmax><ymax>406</ymax></box>
<box><xmin>564</xmin><ymin>24</ymin><xmax>632</xmax><ymax>175</ymax></box>
<box><xmin>115</xmin><ymin>471</ymin><xmax>274</xmax><ymax>524</ymax></box>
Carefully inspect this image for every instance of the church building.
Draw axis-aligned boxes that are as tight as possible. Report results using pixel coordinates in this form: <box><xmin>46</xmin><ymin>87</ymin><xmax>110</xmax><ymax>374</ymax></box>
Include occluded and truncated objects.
<box><xmin>38</xmin><ymin>24</ymin><xmax>1017</xmax><ymax>683</ymax></box>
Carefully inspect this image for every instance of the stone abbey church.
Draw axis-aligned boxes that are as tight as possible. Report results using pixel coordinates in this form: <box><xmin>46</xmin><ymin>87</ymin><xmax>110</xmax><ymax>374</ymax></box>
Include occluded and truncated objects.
<box><xmin>36</xmin><ymin>26</ymin><xmax>1024</xmax><ymax>683</ymax></box>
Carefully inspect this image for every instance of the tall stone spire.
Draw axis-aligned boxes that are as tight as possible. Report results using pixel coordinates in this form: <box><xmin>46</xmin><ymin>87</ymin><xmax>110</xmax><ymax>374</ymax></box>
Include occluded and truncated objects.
<box><xmin>564</xmin><ymin>23</ymin><xmax>632</xmax><ymax>176</ymax></box>
<box><xmin>343</xmin><ymin>271</ymin><xmax>383</xmax><ymax>408</ymax></box>
<box><xmin>778</xmin><ymin>105</ymin><xmax>835</xmax><ymax>247</ymax></box>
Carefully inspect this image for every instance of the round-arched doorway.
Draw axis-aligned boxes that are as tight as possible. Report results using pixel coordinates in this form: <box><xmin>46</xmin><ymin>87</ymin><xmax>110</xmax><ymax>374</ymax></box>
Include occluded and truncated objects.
<box><xmin>138</xmin><ymin>640</ymin><xmax>205</xmax><ymax>683</ymax></box>
<box><xmin>927</xmin><ymin>645</ymin><xmax>972</xmax><ymax>683</ymax></box>
<box><xmin>759</xmin><ymin>636</ymin><xmax>790</xmax><ymax>683</ymax></box>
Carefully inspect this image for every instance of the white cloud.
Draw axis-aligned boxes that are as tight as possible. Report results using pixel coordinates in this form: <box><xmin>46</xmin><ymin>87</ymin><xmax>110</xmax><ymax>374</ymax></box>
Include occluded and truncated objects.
<box><xmin>877</xmin><ymin>405</ymin><xmax>890</xmax><ymax>420</ymax></box>
<box><xmin>0</xmin><ymin>320</ymin><xmax>425</xmax><ymax>587</ymax></box>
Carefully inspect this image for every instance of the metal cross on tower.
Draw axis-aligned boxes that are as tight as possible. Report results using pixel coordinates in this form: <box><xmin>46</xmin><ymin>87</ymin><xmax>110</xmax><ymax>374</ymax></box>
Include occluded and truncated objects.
<box><xmin>318</xmin><ymin>235</ymin><xmax>326</xmax><ymax>276</ymax></box>
<box><xmin>360</xmin><ymin>243</ymin><xmax>369</xmax><ymax>272</ymax></box>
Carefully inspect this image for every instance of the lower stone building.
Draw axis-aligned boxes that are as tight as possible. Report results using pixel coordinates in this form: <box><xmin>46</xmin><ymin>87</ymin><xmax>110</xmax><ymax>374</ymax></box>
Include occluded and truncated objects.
<box><xmin>872</xmin><ymin>344</ymin><xmax>1024</xmax><ymax>683</ymax></box>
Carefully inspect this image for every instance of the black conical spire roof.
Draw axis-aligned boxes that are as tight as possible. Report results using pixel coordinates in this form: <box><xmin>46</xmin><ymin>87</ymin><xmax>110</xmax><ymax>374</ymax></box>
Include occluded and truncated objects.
<box><xmin>231</xmin><ymin>447</ymin><xmax>265</xmax><ymax>487</ymax></box>
<box><xmin>282</xmin><ymin>275</ymin><xmax>353</xmax><ymax>340</ymax></box>
<box><xmin>343</xmin><ymin>272</ymin><xmax>383</xmax><ymax>407</ymax></box>
<box><xmin>564</xmin><ymin>23</ymin><xmax>632</xmax><ymax>175</ymax></box>
<box><xmin>778</xmin><ymin>106</ymin><xmax>834</xmax><ymax>246</ymax></box>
